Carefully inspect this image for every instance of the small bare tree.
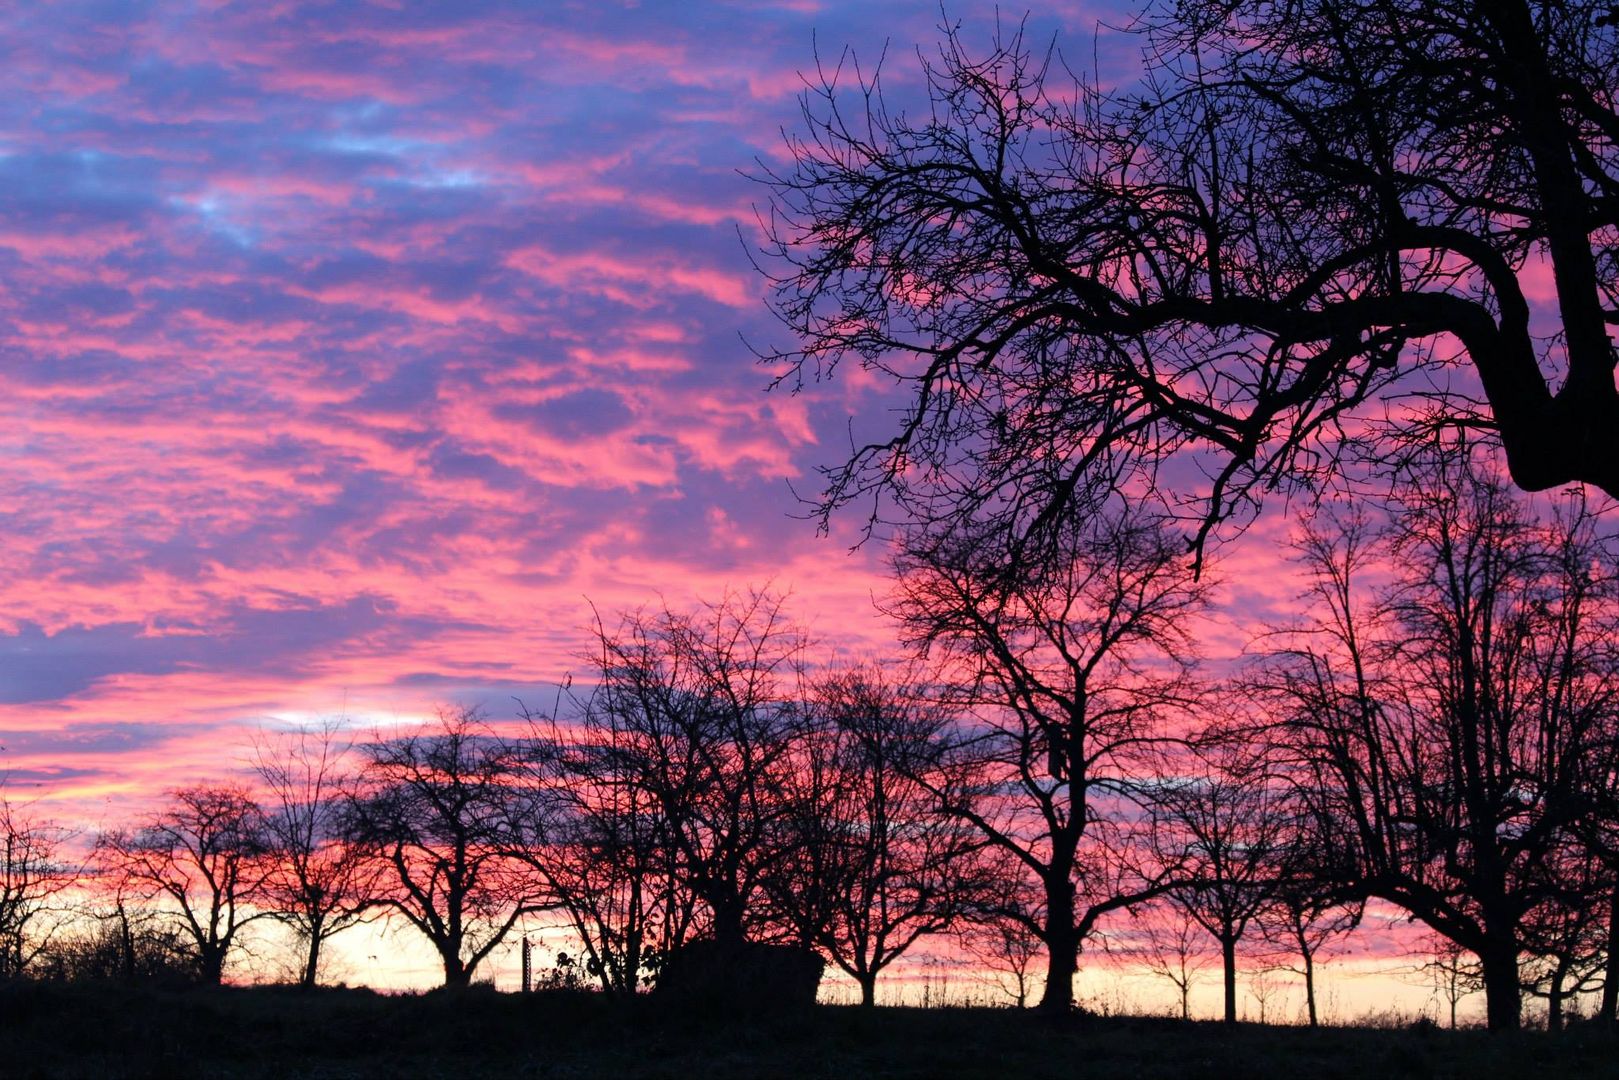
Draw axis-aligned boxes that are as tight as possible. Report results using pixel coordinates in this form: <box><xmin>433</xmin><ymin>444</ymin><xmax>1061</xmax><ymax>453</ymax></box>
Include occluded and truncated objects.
<box><xmin>252</xmin><ymin>720</ymin><xmax>382</xmax><ymax>988</ymax></box>
<box><xmin>505</xmin><ymin>703</ymin><xmax>689</xmax><ymax>997</ymax></box>
<box><xmin>95</xmin><ymin>785</ymin><xmax>270</xmax><ymax>984</ymax></box>
<box><xmin>1132</xmin><ymin>901</ymin><xmax>1216</xmax><ymax>1021</ymax></box>
<box><xmin>347</xmin><ymin>708</ymin><xmax>544</xmax><ymax>989</ymax></box>
<box><xmin>770</xmin><ymin>664</ymin><xmax>986</xmax><ymax>1006</ymax></box>
<box><xmin>1257</xmin><ymin>860</ymin><xmax>1362</xmax><ymax>1028</ymax></box>
<box><xmin>0</xmin><ymin>796</ymin><xmax>75</xmax><ymax>978</ymax></box>
<box><xmin>1415</xmin><ymin>933</ymin><xmax>1484</xmax><ymax>1030</ymax></box>
<box><xmin>1147</xmin><ymin>741</ymin><xmax>1295</xmax><ymax>1024</ymax></box>
<box><xmin>576</xmin><ymin>591</ymin><xmax>807</xmax><ymax>953</ymax></box>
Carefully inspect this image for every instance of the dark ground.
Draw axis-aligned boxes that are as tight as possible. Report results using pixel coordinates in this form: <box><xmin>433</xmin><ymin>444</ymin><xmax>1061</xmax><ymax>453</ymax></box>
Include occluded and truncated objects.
<box><xmin>0</xmin><ymin>982</ymin><xmax>1614</xmax><ymax>1079</ymax></box>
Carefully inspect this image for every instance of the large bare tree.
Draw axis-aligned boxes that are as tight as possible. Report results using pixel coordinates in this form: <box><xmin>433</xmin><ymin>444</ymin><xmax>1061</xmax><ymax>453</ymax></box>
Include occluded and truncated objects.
<box><xmin>757</xmin><ymin>1</ymin><xmax>1619</xmax><ymax>556</ymax></box>
<box><xmin>889</xmin><ymin>506</ymin><xmax>1210</xmax><ymax>1012</ymax></box>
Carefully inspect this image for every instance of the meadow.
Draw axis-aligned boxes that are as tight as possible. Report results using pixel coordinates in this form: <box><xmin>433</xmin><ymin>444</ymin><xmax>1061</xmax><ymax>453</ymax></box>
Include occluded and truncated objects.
<box><xmin>1</xmin><ymin>981</ymin><xmax>1614</xmax><ymax>1080</ymax></box>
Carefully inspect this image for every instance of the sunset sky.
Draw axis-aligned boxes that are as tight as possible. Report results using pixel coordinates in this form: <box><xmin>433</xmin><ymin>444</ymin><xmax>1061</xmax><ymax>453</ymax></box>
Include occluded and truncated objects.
<box><xmin>3</xmin><ymin>0</ymin><xmax>1238</xmax><ymax>820</ymax></box>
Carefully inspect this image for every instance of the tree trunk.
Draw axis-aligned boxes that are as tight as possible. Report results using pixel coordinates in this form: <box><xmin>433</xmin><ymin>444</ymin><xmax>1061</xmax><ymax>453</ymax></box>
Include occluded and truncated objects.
<box><xmin>1479</xmin><ymin>934</ymin><xmax>1522</xmax><ymax>1032</ymax></box>
<box><xmin>858</xmin><ymin>972</ymin><xmax>877</xmax><ymax>1008</ymax></box>
<box><xmin>1547</xmin><ymin>963</ymin><xmax>1566</xmax><ymax>1034</ymax></box>
<box><xmin>440</xmin><ymin>947</ymin><xmax>471</xmax><ymax>989</ymax></box>
<box><xmin>1221</xmin><ymin>935</ymin><xmax>1238</xmax><ymax>1024</ymax></box>
<box><xmin>117</xmin><ymin>907</ymin><xmax>137</xmax><ymax>983</ymax></box>
<box><xmin>1602</xmin><ymin>888</ymin><xmax>1619</xmax><ymax>1024</ymax></box>
<box><xmin>1301</xmin><ymin>945</ymin><xmax>1318</xmax><ymax>1028</ymax></box>
<box><xmin>301</xmin><ymin>931</ymin><xmax>322</xmax><ymax>989</ymax></box>
<box><xmin>1036</xmin><ymin>878</ymin><xmax>1077</xmax><ymax>1014</ymax></box>
<box><xmin>199</xmin><ymin>944</ymin><xmax>227</xmax><ymax>986</ymax></box>
<box><xmin>710</xmin><ymin>895</ymin><xmax>747</xmax><ymax>950</ymax></box>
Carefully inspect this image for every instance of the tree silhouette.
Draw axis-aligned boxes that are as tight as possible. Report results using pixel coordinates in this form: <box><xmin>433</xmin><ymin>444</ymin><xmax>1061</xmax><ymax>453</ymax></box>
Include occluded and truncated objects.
<box><xmin>890</xmin><ymin>505</ymin><xmax>1209</xmax><ymax>1012</ymax></box>
<box><xmin>1255</xmin><ymin>830</ymin><xmax>1362</xmax><ymax>1029</ymax></box>
<box><xmin>95</xmin><ymin>786</ymin><xmax>270</xmax><ymax>985</ymax></box>
<box><xmin>1147</xmin><ymin>740</ymin><xmax>1295</xmax><ymax>1024</ymax></box>
<box><xmin>1259</xmin><ymin>448</ymin><xmax>1619</xmax><ymax>1030</ymax></box>
<box><xmin>505</xmin><ymin>703</ymin><xmax>690</xmax><ymax>998</ymax></box>
<box><xmin>576</xmin><ymin>592</ymin><xmax>807</xmax><ymax>954</ymax></box>
<box><xmin>347</xmin><ymin>709</ymin><xmax>543</xmax><ymax>989</ymax></box>
<box><xmin>771</xmin><ymin>664</ymin><xmax>986</xmax><ymax>1007</ymax></box>
<box><xmin>758</xmin><ymin>2</ymin><xmax>1619</xmax><ymax>556</ymax></box>
<box><xmin>0</xmin><ymin>796</ymin><xmax>74</xmax><ymax>978</ymax></box>
<box><xmin>252</xmin><ymin>720</ymin><xmax>382</xmax><ymax>989</ymax></box>
<box><xmin>1520</xmin><ymin>837</ymin><xmax>1611</xmax><ymax>1031</ymax></box>
<box><xmin>1131</xmin><ymin>901</ymin><xmax>1215</xmax><ymax>1021</ymax></box>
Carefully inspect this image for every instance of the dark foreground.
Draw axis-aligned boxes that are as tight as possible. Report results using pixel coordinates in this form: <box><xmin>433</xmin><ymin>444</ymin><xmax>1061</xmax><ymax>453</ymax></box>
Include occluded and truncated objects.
<box><xmin>1</xmin><ymin>982</ymin><xmax>1615</xmax><ymax>1080</ymax></box>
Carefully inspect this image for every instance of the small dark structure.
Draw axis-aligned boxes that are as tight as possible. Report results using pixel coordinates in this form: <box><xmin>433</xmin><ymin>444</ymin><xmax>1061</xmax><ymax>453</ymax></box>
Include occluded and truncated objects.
<box><xmin>655</xmin><ymin>939</ymin><xmax>824</xmax><ymax>1012</ymax></box>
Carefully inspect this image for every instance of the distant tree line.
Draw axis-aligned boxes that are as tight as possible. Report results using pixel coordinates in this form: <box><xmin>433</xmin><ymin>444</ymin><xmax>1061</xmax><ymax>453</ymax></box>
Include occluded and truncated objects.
<box><xmin>2</xmin><ymin>448</ymin><xmax>1617</xmax><ymax>1031</ymax></box>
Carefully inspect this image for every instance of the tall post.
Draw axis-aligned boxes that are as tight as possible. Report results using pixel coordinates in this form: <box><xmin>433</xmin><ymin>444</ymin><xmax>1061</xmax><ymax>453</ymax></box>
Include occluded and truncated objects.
<box><xmin>521</xmin><ymin>937</ymin><xmax>532</xmax><ymax>994</ymax></box>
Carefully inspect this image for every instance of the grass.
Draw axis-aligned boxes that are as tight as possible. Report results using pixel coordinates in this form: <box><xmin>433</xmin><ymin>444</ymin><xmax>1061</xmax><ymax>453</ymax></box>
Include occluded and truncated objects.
<box><xmin>0</xmin><ymin>981</ymin><xmax>1614</xmax><ymax>1079</ymax></box>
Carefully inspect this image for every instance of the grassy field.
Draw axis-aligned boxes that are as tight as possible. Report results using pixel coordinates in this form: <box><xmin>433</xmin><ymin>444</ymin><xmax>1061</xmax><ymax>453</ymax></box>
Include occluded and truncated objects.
<box><xmin>1</xmin><ymin>981</ymin><xmax>1614</xmax><ymax>1079</ymax></box>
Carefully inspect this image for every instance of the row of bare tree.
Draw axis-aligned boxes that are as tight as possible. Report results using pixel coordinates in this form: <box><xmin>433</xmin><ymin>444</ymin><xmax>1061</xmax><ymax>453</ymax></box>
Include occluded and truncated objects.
<box><xmin>3</xmin><ymin>449</ymin><xmax>1617</xmax><ymax>1029</ymax></box>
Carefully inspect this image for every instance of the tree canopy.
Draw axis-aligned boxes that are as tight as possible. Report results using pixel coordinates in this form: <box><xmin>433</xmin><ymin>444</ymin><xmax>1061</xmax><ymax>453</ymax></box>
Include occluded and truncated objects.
<box><xmin>758</xmin><ymin>0</ymin><xmax>1619</xmax><ymax>557</ymax></box>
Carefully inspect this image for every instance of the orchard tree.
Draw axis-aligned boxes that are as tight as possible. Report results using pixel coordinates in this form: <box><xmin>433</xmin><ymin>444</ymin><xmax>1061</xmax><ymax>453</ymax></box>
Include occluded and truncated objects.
<box><xmin>890</xmin><ymin>505</ymin><xmax>1210</xmax><ymax>1012</ymax></box>
<box><xmin>0</xmin><ymin>797</ymin><xmax>74</xmax><ymax>978</ymax></box>
<box><xmin>758</xmin><ymin>1</ymin><xmax>1619</xmax><ymax>558</ymax></box>
<box><xmin>1256</xmin><ymin>826</ymin><xmax>1363</xmax><ymax>1029</ymax></box>
<box><xmin>347</xmin><ymin>709</ymin><xmax>544</xmax><ymax>989</ymax></box>
<box><xmin>96</xmin><ymin>786</ymin><xmax>270</xmax><ymax>984</ymax></box>
<box><xmin>1147</xmin><ymin>741</ymin><xmax>1296</xmax><ymax>1024</ymax></box>
<box><xmin>252</xmin><ymin>720</ymin><xmax>382</xmax><ymax>988</ymax></box>
<box><xmin>505</xmin><ymin>705</ymin><xmax>689</xmax><ymax>998</ymax></box>
<box><xmin>771</xmin><ymin>665</ymin><xmax>986</xmax><ymax>1007</ymax></box>
<box><xmin>576</xmin><ymin>591</ymin><xmax>807</xmax><ymax>952</ymax></box>
<box><xmin>1131</xmin><ymin>900</ymin><xmax>1216</xmax><ymax>1021</ymax></box>
<box><xmin>1259</xmin><ymin>447</ymin><xmax>1619</xmax><ymax>1030</ymax></box>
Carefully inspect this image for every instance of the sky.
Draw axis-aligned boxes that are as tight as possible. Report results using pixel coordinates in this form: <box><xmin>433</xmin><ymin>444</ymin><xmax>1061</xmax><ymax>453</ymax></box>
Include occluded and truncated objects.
<box><xmin>0</xmin><ymin>0</ymin><xmax>1154</xmax><ymax>816</ymax></box>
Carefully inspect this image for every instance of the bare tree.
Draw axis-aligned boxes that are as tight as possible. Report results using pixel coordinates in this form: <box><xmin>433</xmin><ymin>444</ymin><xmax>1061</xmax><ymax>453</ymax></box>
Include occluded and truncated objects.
<box><xmin>1259</xmin><ymin>446</ymin><xmax>1619</xmax><ymax>1029</ymax></box>
<box><xmin>1131</xmin><ymin>900</ymin><xmax>1216</xmax><ymax>1021</ymax></box>
<box><xmin>771</xmin><ymin>664</ymin><xmax>986</xmax><ymax>1007</ymax></box>
<box><xmin>576</xmin><ymin>591</ymin><xmax>807</xmax><ymax>953</ymax></box>
<box><xmin>1520</xmin><ymin>839</ymin><xmax>1612</xmax><ymax>1031</ymax></box>
<box><xmin>1415</xmin><ymin>932</ymin><xmax>1484</xmax><ymax>1030</ymax></box>
<box><xmin>95</xmin><ymin>785</ymin><xmax>270</xmax><ymax>984</ymax></box>
<box><xmin>1256</xmin><ymin>835</ymin><xmax>1363</xmax><ymax>1029</ymax></box>
<box><xmin>1147</xmin><ymin>741</ymin><xmax>1295</xmax><ymax>1023</ymax></box>
<box><xmin>252</xmin><ymin>720</ymin><xmax>382</xmax><ymax>988</ymax></box>
<box><xmin>1572</xmin><ymin>669</ymin><xmax>1619</xmax><ymax>1023</ymax></box>
<box><xmin>959</xmin><ymin>872</ymin><xmax>1045</xmax><ymax>1009</ymax></box>
<box><xmin>505</xmin><ymin>704</ymin><xmax>689</xmax><ymax>998</ymax></box>
<box><xmin>757</xmin><ymin>2</ymin><xmax>1619</xmax><ymax>559</ymax></box>
<box><xmin>0</xmin><ymin>797</ymin><xmax>75</xmax><ymax>978</ymax></box>
<box><xmin>347</xmin><ymin>708</ymin><xmax>543</xmax><ymax>989</ymax></box>
<box><xmin>889</xmin><ymin>505</ymin><xmax>1210</xmax><ymax>1012</ymax></box>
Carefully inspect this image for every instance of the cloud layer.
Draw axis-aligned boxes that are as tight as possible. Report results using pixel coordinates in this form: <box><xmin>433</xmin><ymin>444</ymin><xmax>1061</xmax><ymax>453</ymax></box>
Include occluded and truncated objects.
<box><xmin>0</xmin><ymin>1</ymin><xmax>1149</xmax><ymax>818</ymax></box>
